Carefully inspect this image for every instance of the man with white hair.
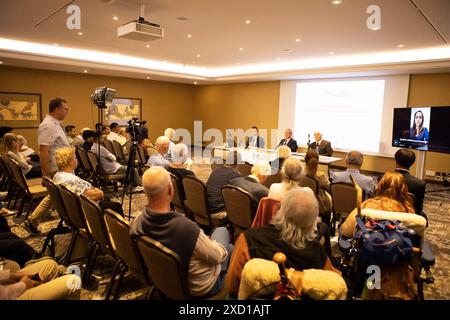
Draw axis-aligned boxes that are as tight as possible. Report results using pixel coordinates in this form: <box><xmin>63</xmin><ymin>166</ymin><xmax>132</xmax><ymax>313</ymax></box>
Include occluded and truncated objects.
<box><xmin>310</xmin><ymin>131</ymin><xmax>333</xmax><ymax>157</ymax></box>
<box><xmin>229</xmin><ymin>161</ymin><xmax>271</xmax><ymax>211</ymax></box>
<box><xmin>330</xmin><ymin>150</ymin><xmax>375</xmax><ymax>198</ymax></box>
<box><xmin>130</xmin><ymin>167</ymin><xmax>232</xmax><ymax>298</ymax></box>
<box><xmin>276</xmin><ymin>128</ymin><xmax>298</xmax><ymax>153</ymax></box>
<box><xmin>147</xmin><ymin>136</ymin><xmax>170</xmax><ymax>168</ymax></box>
<box><xmin>226</xmin><ymin>188</ymin><xmax>339</xmax><ymax>296</ymax></box>
<box><xmin>163</xmin><ymin>128</ymin><xmax>176</xmax><ymax>160</ymax></box>
<box><xmin>167</xmin><ymin>143</ymin><xmax>195</xmax><ymax>200</ymax></box>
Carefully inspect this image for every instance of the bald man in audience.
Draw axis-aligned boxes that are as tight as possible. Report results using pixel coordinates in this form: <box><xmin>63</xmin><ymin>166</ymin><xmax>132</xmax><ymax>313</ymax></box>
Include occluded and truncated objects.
<box><xmin>130</xmin><ymin>167</ymin><xmax>233</xmax><ymax>298</ymax></box>
<box><xmin>330</xmin><ymin>150</ymin><xmax>375</xmax><ymax>198</ymax></box>
<box><xmin>310</xmin><ymin>131</ymin><xmax>333</xmax><ymax>156</ymax></box>
<box><xmin>147</xmin><ymin>136</ymin><xmax>170</xmax><ymax>168</ymax></box>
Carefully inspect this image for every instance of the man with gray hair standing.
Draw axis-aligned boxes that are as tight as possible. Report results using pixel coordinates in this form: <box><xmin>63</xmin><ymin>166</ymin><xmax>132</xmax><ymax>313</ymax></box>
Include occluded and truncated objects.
<box><xmin>330</xmin><ymin>150</ymin><xmax>375</xmax><ymax>198</ymax></box>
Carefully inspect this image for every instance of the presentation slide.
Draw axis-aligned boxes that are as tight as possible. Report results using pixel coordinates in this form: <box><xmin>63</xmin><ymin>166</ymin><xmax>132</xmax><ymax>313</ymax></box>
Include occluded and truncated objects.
<box><xmin>294</xmin><ymin>80</ymin><xmax>385</xmax><ymax>153</ymax></box>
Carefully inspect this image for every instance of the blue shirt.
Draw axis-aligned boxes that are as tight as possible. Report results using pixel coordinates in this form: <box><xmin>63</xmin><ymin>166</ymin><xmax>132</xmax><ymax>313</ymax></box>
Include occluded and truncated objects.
<box><xmin>330</xmin><ymin>168</ymin><xmax>376</xmax><ymax>198</ymax></box>
<box><xmin>147</xmin><ymin>153</ymin><xmax>170</xmax><ymax>168</ymax></box>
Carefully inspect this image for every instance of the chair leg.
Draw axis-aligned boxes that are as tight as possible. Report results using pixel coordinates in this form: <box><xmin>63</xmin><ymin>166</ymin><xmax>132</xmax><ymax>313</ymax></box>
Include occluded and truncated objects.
<box><xmin>104</xmin><ymin>260</ymin><xmax>121</xmax><ymax>300</ymax></box>
<box><xmin>112</xmin><ymin>264</ymin><xmax>127</xmax><ymax>300</ymax></box>
<box><xmin>63</xmin><ymin>230</ymin><xmax>78</xmax><ymax>266</ymax></box>
<box><xmin>83</xmin><ymin>243</ymin><xmax>99</xmax><ymax>286</ymax></box>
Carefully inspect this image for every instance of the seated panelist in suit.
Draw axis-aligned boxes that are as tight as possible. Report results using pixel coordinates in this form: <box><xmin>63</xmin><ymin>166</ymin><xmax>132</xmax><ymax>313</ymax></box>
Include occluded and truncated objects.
<box><xmin>246</xmin><ymin>126</ymin><xmax>265</xmax><ymax>149</ymax></box>
<box><xmin>276</xmin><ymin>128</ymin><xmax>298</xmax><ymax>153</ymax></box>
<box><xmin>310</xmin><ymin>131</ymin><xmax>333</xmax><ymax>157</ymax></box>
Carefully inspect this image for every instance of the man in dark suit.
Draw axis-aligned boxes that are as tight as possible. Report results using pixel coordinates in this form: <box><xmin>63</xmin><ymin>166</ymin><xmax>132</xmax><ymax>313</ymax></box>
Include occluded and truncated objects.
<box><xmin>395</xmin><ymin>148</ymin><xmax>426</xmax><ymax>214</ymax></box>
<box><xmin>246</xmin><ymin>126</ymin><xmax>265</xmax><ymax>148</ymax></box>
<box><xmin>229</xmin><ymin>161</ymin><xmax>271</xmax><ymax>211</ymax></box>
<box><xmin>276</xmin><ymin>128</ymin><xmax>298</xmax><ymax>153</ymax></box>
<box><xmin>310</xmin><ymin>131</ymin><xmax>333</xmax><ymax>156</ymax></box>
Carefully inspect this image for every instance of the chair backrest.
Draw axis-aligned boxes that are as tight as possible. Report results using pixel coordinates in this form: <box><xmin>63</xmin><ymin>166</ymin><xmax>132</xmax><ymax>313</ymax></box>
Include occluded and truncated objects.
<box><xmin>182</xmin><ymin>176</ymin><xmax>211</xmax><ymax>227</ymax></box>
<box><xmin>103</xmin><ymin>139</ymin><xmax>115</xmax><ymax>156</ymax></box>
<box><xmin>330</xmin><ymin>182</ymin><xmax>358</xmax><ymax>222</ymax></box>
<box><xmin>58</xmin><ymin>183</ymin><xmax>89</xmax><ymax>231</ymax></box>
<box><xmin>147</xmin><ymin>147</ymin><xmax>158</xmax><ymax>157</ymax></box>
<box><xmin>251</xmin><ymin>197</ymin><xmax>281</xmax><ymax>228</ymax></box>
<box><xmin>79</xmin><ymin>194</ymin><xmax>113</xmax><ymax>255</ymax></box>
<box><xmin>137</xmin><ymin>146</ymin><xmax>146</xmax><ymax>166</ymax></box>
<box><xmin>236</xmin><ymin>163</ymin><xmax>252</xmax><ymax>177</ymax></box>
<box><xmin>112</xmin><ymin>141</ymin><xmax>125</xmax><ymax>161</ymax></box>
<box><xmin>222</xmin><ymin>185</ymin><xmax>254</xmax><ymax>229</ymax></box>
<box><xmin>210</xmin><ymin>157</ymin><xmax>224</xmax><ymax>172</ymax></box>
<box><xmin>42</xmin><ymin>177</ymin><xmax>73</xmax><ymax>227</ymax></box>
<box><xmin>104</xmin><ymin>209</ymin><xmax>148</xmax><ymax>283</ymax></box>
<box><xmin>263</xmin><ymin>172</ymin><xmax>282</xmax><ymax>188</ymax></box>
<box><xmin>169</xmin><ymin>173</ymin><xmax>185</xmax><ymax>212</ymax></box>
<box><xmin>76</xmin><ymin>147</ymin><xmax>92</xmax><ymax>172</ymax></box>
<box><xmin>136</xmin><ymin>236</ymin><xmax>190</xmax><ymax>299</ymax></box>
<box><xmin>0</xmin><ymin>156</ymin><xmax>14</xmax><ymax>181</ymax></box>
<box><xmin>86</xmin><ymin>151</ymin><xmax>99</xmax><ymax>174</ymax></box>
<box><xmin>6</xmin><ymin>159</ymin><xmax>30</xmax><ymax>193</ymax></box>
<box><xmin>299</xmin><ymin>175</ymin><xmax>319</xmax><ymax>195</ymax></box>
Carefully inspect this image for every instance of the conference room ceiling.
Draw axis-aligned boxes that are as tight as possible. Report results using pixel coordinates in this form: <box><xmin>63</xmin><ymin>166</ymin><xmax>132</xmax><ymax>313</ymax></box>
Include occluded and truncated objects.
<box><xmin>1</xmin><ymin>0</ymin><xmax>450</xmax><ymax>84</ymax></box>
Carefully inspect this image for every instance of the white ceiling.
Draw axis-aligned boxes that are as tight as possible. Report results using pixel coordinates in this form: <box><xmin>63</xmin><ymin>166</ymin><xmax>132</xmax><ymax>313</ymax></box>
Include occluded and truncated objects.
<box><xmin>1</xmin><ymin>0</ymin><xmax>450</xmax><ymax>83</ymax></box>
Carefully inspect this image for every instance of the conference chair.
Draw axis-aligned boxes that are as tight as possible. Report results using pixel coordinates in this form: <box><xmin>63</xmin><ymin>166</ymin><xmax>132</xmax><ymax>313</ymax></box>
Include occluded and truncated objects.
<box><xmin>136</xmin><ymin>236</ymin><xmax>226</xmax><ymax>300</ymax></box>
<box><xmin>330</xmin><ymin>182</ymin><xmax>360</xmax><ymax>236</ymax></box>
<box><xmin>103</xmin><ymin>139</ymin><xmax>115</xmax><ymax>155</ymax></box>
<box><xmin>236</xmin><ymin>162</ymin><xmax>252</xmax><ymax>177</ymax></box>
<box><xmin>103</xmin><ymin>209</ymin><xmax>151</xmax><ymax>300</ymax></box>
<box><xmin>86</xmin><ymin>151</ymin><xmax>125</xmax><ymax>191</ymax></box>
<box><xmin>169</xmin><ymin>173</ymin><xmax>187</xmax><ymax>213</ymax></box>
<box><xmin>222</xmin><ymin>185</ymin><xmax>254</xmax><ymax>241</ymax></box>
<box><xmin>263</xmin><ymin>171</ymin><xmax>282</xmax><ymax>188</ymax></box>
<box><xmin>112</xmin><ymin>140</ymin><xmax>126</xmax><ymax>163</ymax></box>
<box><xmin>40</xmin><ymin>177</ymin><xmax>73</xmax><ymax>261</ymax></box>
<box><xmin>299</xmin><ymin>175</ymin><xmax>319</xmax><ymax>195</ymax></box>
<box><xmin>182</xmin><ymin>176</ymin><xmax>227</xmax><ymax>232</ymax></box>
<box><xmin>147</xmin><ymin>146</ymin><xmax>158</xmax><ymax>157</ymax></box>
<box><xmin>251</xmin><ymin>197</ymin><xmax>281</xmax><ymax>228</ymax></box>
<box><xmin>7</xmin><ymin>159</ymin><xmax>47</xmax><ymax>218</ymax></box>
<box><xmin>75</xmin><ymin>147</ymin><xmax>94</xmax><ymax>181</ymax></box>
<box><xmin>80</xmin><ymin>194</ymin><xmax>117</xmax><ymax>287</ymax></box>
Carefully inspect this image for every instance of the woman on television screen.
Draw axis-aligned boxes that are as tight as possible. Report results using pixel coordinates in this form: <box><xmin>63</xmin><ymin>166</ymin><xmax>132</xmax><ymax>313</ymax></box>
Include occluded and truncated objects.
<box><xmin>409</xmin><ymin>110</ymin><xmax>429</xmax><ymax>141</ymax></box>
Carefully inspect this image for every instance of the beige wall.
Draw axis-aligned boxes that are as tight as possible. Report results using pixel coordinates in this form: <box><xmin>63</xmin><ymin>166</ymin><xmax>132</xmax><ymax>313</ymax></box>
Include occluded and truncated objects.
<box><xmin>0</xmin><ymin>66</ymin><xmax>194</xmax><ymax>151</ymax></box>
<box><xmin>193</xmin><ymin>81</ymin><xmax>280</xmax><ymax>147</ymax></box>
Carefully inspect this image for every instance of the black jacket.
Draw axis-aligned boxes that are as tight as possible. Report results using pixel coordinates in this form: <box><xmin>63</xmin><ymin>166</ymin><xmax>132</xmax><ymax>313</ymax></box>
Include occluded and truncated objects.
<box><xmin>310</xmin><ymin>140</ymin><xmax>333</xmax><ymax>156</ymax></box>
<box><xmin>396</xmin><ymin>168</ymin><xmax>426</xmax><ymax>214</ymax></box>
<box><xmin>277</xmin><ymin>138</ymin><xmax>298</xmax><ymax>153</ymax></box>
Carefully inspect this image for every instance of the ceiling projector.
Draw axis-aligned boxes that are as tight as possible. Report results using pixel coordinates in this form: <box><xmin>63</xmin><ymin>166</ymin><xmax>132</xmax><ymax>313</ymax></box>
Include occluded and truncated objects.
<box><xmin>118</xmin><ymin>17</ymin><xmax>164</xmax><ymax>41</ymax></box>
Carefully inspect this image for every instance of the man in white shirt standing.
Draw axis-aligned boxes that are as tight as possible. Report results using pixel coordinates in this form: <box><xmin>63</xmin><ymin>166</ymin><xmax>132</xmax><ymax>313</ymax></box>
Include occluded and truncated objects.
<box><xmin>23</xmin><ymin>98</ymin><xmax>70</xmax><ymax>235</ymax></box>
<box><xmin>106</xmin><ymin>122</ymin><xmax>127</xmax><ymax>146</ymax></box>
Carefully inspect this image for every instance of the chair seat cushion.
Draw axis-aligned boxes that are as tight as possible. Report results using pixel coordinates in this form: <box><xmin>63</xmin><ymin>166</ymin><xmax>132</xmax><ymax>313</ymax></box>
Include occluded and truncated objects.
<box><xmin>105</xmin><ymin>174</ymin><xmax>126</xmax><ymax>180</ymax></box>
<box><xmin>28</xmin><ymin>184</ymin><xmax>48</xmax><ymax>196</ymax></box>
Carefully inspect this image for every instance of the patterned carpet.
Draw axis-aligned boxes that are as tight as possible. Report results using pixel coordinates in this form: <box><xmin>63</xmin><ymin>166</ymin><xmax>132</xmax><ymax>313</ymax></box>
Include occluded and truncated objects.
<box><xmin>3</xmin><ymin>160</ymin><xmax>450</xmax><ymax>300</ymax></box>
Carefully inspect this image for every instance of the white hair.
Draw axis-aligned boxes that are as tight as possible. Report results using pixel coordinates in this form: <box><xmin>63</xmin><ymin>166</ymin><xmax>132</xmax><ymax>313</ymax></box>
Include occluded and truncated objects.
<box><xmin>251</xmin><ymin>161</ymin><xmax>272</xmax><ymax>177</ymax></box>
<box><xmin>156</xmin><ymin>136</ymin><xmax>170</xmax><ymax>146</ymax></box>
<box><xmin>164</xmin><ymin>128</ymin><xmax>175</xmax><ymax>140</ymax></box>
<box><xmin>272</xmin><ymin>188</ymin><xmax>319</xmax><ymax>249</ymax></box>
<box><xmin>172</xmin><ymin>143</ymin><xmax>189</xmax><ymax>164</ymax></box>
<box><xmin>277</xmin><ymin>145</ymin><xmax>292</xmax><ymax>159</ymax></box>
<box><xmin>16</xmin><ymin>135</ymin><xmax>27</xmax><ymax>146</ymax></box>
<box><xmin>281</xmin><ymin>157</ymin><xmax>302</xmax><ymax>186</ymax></box>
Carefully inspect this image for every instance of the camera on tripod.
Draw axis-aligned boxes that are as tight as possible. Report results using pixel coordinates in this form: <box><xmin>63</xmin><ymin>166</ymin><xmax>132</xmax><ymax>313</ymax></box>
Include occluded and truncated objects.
<box><xmin>90</xmin><ymin>87</ymin><xmax>116</xmax><ymax>108</ymax></box>
<box><xmin>127</xmin><ymin>117</ymin><xmax>145</xmax><ymax>142</ymax></box>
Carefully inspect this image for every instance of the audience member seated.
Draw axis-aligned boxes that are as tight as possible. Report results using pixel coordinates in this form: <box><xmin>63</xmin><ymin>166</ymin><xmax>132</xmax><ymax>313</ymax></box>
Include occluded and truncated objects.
<box><xmin>0</xmin><ymin>258</ymin><xmax>80</xmax><ymax>300</ymax></box>
<box><xmin>107</xmin><ymin>122</ymin><xmax>127</xmax><ymax>146</ymax></box>
<box><xmin>138</xmin><ymin>138</ymin><xmax>153</xmax><ymax>161</ymax></box>
<box><xmin>16</xmin><ymin>135</ymin><xmax>39</xmax><ymax>163</ymax></box>
<box><xmin>206</xmin><ymin>151</ymin><xmax>242</xmax><ymax>213</ymax></box>
<box><xmin>395</xmin><ymin>148</ymin><xmax>426</xmax><ymax>214</ymax></box>
<box><xmin>90</xmin><ymin>132</ymin><xmax>143</xmax><ymax>191</ymax></box>
<box><xmin>147</xmin><ymin>136</ymin><xmax>170</xmax><ymax>168</ymax></box>
<box><xmin>268</xmin><ymin>157</ymin><xmax>313</xmax><ymax>201</ymax></box>
<box><xmin>163</xmin><ymin>128</ymin><xmax>176</xmax><ymax>161</ymax></box>
<box><xmin>330</xmin><ymin>150</ymin><xmax>376</xmax><ymax>198</ymax></box>
<box><xmin>167</xmin><ymin>143</ymin><xmax>194</xmax><ymax>200</ymax></box>
<box><xmin>340</xmin><ymin>171</ymin><xmax>418</xmax><ymax>300</ymax></box>
<box><xmin>226</xmin><ymin>188</ymin><xmax>340</xmax><ymax>296</ymax></box>
<box><xmin>229</xmin><ymin>161</ymin><xmax>271</xmax><ymax>212</ymax></box>
<box><xmin>53</xmin><ymin>147</ymin><xmax>124</xmax><ymax>215</ymax></box>
<box><xmin>305</xmin><ymin>149</ymin><xmax>332</xmax><ymax>218</ymax></box>
<box><xmin>0</xmin><ymin>133</ymin><xmax>41</xmax><ymax>178</ymax></box>
<box><xmin>269</xmin><ymin>145</ymin><xmax>291</xmax><ymax>173</ymax></box>
<box><xmin>130</xmin><ymin>167</ymin><xmax>232</xmax><ymax>298</ymax></box>
<box><xmin>81</xmin><ymin>130</ymin><xmax>95</xmax><ymax>151</ymax></box>
<box><xmin>65</xmin><ymin>125</ymin><xmax>83</xmax><ymax>147</ymax></box>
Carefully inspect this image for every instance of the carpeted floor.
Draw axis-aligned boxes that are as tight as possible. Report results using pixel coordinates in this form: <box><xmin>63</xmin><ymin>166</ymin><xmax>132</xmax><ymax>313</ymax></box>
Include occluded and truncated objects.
<box><xmin>4</xmin><ymin>159</ymin><xmax>450</xmax><ymax>300</ymax></box>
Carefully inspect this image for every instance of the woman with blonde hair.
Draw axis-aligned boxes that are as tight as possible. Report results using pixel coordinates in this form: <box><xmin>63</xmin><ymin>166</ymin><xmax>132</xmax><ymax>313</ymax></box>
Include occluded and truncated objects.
<box><xmin>0</xmin><ymin>133</ymin><xmax>41</xmax><ymax>178</ymax></box>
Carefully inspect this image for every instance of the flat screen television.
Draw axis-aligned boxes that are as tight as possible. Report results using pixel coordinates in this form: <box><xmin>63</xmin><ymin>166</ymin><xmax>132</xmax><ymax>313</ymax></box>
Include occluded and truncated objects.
<box><xmin>392</xmin><ymin>106</ymin><xmax>450</xmax><ymax>154</ymax></box>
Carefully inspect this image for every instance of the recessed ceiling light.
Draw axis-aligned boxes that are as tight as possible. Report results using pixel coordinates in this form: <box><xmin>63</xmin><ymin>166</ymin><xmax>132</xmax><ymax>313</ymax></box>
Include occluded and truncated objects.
<box><xmin>146</xmin><ymin>44</ymin><xmax>150</xmax><ymax>48</ymax></box>
<box><xmin>83</xmin><ymin>70</ymin><xmax>88</xmax><ymax>73</ymax></box>
<box><xmin>146</xmin><ymin>76</ymin><xmax>150</xmax><ymax>79</ymax></box>
<box><xmin>329</xmin><ymin>51</ymin><xmax>335</xmax><ymax>55</ymax></box>
<box><xmin>196</xmin><ymin>54</ymin><xmax>201</xmax><ymax>58</ymax></box>
<box><xmin>78</xmin><ymin>32</ymin><xmax>83</xmax><ymax>36</ymax></box>
<box><xmin>239</xmin><ymin>47</ymin><xmax>243</xmax><ymax>51</ymax></box>
<box><xmin>282</xmin><ymin>49</ymin><xmax>292</xmax><ymax>53</ymax></box>
<box><xmin>163</xmin><ymin>60</ymin><xmax>167</xmax><ymax>63</ymax></box>
<box><xmin>0</xmin><ymin>61</ymin><xmax>3</xmax><ymax>64</ymax></box>
<box><xmin>331</xmin><ymin>0</ymin><xmax>342</xmax><ymax>5</ymax></box>
<box><xmin>398</xmin><ymin>44</ymin><xmax>405</xmax><ymax>48</ymax></box>
<box><xmin>194</xmin><ymin>81</ymin><xmax>197</xmax><ymax>85</ymax></box>
<box><xmin>113</xmin><ymin>16</ymin><xmax>118</xmax><ymax>20</ymax></box>
<box><xmin>187</xmin><ymin>34</ymin><xmax>192</xmax><ymax>38</ymax></box>
<box><xmin>235</xmin><ymin>62</ymin><xmax>240</xmax><ymax>65</ymax></box>
<box><xmin>276</xmin><ymin>58</ymin><xmax>281</xmax><ymax>61</ymax></box>
<box><xmin>295</xmin><ymin>38</ymin><xmax>301</xmax><ymax>42</ymax></box>
<box><xmin>245</xmin><ymin>20</ymin><xmax>251</xmax><ymax>24</ymax></box>
<box><xmin>176</xmin><ymin>17</ymin><xmax>188</xmax><ymax>21</ymax></box>
<box><xmin>52</xmin><ymin>43</ymin><xmax>59</xmax><ymax>46</ymax></box>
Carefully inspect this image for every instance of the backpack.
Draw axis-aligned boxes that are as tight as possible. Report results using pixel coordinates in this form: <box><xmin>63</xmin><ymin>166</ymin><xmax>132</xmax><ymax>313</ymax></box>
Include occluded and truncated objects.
<box><xmin>354</xmin><ymin>216</ymin><xmax>413</xmax><ymax>266</ymax></box>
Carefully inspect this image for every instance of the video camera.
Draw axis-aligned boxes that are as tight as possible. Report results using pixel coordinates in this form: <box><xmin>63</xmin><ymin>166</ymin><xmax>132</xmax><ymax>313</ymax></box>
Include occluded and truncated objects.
<box><xmin>126</xmin><ymin>118</ymin><xmax>147</xmax><ymax>142</ymax></box>
<box><xmin>90</xmin><ymin>87</ymin><xmax>116</xmax><ymax>109</ymax></box>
